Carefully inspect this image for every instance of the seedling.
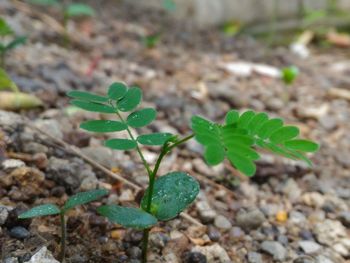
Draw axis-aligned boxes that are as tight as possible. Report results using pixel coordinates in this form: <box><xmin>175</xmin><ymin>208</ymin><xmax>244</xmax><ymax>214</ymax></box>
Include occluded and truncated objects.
<box><xmin>282</xmin><ymin>66</ymin><xmax>299</xmax><ymax>85</ymax></box>
<box><xmin>0</xmin><ymin>18</ymin><xmax>26</xmax><ymax>68</ymax></box>
<box><xmin>142</xmin><ymin>33</ymin><xmax>161</xmax><ymax>49</ymax></box>
<box><xmin>19</xmin><ymin>189</ymin><xmax>108</xmax><ymax>262</ymax></box>
<box><xmin>67</xmin><ymin>82</ymin><xmax>318</xmax><ymax>262</ymax></box>
<box><xmin>28</xmin><ymin>0</ymin><xmax>95</xmax><ymax>45</ymax></box>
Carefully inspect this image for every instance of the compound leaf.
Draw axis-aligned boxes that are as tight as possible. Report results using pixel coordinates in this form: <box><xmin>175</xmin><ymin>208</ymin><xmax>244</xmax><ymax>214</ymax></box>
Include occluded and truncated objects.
<box><xmin>80</xmin><ymin>120</ymin><xmax>127</xmax><ymax>133</ymax></box>
<box><xmin>105</xmin><ymin>138</ymin><xmax>137</xmax><ymax>150</ymax></box>
<box><xmin>70</xmin><ymin>100</ymin><xmax>115</xmax><ymax>113</ymax></box>
<box><xmin>141</xmin><ymin>172</ymin><xmax>199</xmax><ymax>221</ymax></box>
<box><xmin>63</xmin><ymin>189</ymin><xmax>108</xmax><ymax>212</ymax></box>
<box><xmin>204</xmin><ymin>144</ymin><xmax>225</xmax><ymax>165</ymax></box>
<box><xmin>67</xmin><ymin>91</ymin><xmax>108</xmax><ymax>103</ymax></box>
<box><xmin>225</xmin><ymin>110</ymin><xmax>239</xmax><ymax>125</ymax></box>
<box><xmin>257</xmin><ymin>118</ymin><xmax>284</xmax><ymax>139</ymax></box>
<box><xmin>97</xmin><ymin>205</ymin><xmax>157</xmax><ymax>229</ymax></box>
<box><xmin>127</xmin><ymin>108</ymin><xmax>157</xmax><ymax>128</ymax></box>
<box><xmin>19</xmin><ymin>204</ymin><xmax>60</xmax><ymax>219</ymax></box>
<box><xmin>6</xmin><ymin>36</ymin><xmax>27</xmax><ymax>50</ymax></box>
<box><xmin>227</xmin><ymin>151</ymin><xmax>256</xmax><ymax>177</ymax></box>
<box><xmin>117</xmin><ymin>87</ymin><xmax>142</xmax><ymax>112</ymax></box>
<box><xmin>137</xmin><ymin>133</ymin><xmax>173</xmax><ymax>146</ymax></box>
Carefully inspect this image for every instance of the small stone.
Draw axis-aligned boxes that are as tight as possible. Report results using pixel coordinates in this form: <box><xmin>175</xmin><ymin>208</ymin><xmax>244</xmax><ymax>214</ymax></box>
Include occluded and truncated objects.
<box><xmin>302</xmin><ymin>192</ymin><xmax>325</xmax><ymax>207</ymax></box>
<box><xmin>191</xmin><ymin>244</ymin><xmax>230</xmax><ymax>263</ymax></box>
<box><xmin>1</xmin><ymin>159</ymin><xmax>25</xmax><ymax>172</ymax></box>
<box><xmin>81</xmin><ymin>146</ymin><xmax>114</xmax><ymax>168</ymax></box>
<box><xmin>196</xmin><ymin>201</ymin><xmax>217</xmax><ymax>223</ymax></box>
<box><xmin>9</xmin><ymin>226</ymin><xmax>30</xmax><ymax>239</ymax></box>
<box><xmin>236</xmin><ymin>208</ymin><xmax>265</xmax><ymax>231</ymax></box>
<box><xmin>0</xmin><ymin>206</ymin><xmax>10</xmax><ymax>225</ymax></box>
<box><xmin>294</xmin><ymin>256</ymin><xmax>316</xmax><ymax>263</ymax></box>
<box><xmin>207</xmin><ymin>225</ymin><xmax>221</xmax><ymax>242</ymax></box>
<box><xmin>289</xmin><ymin>211</ymin><xmax>306</xmax><ymax>224</ymax></box>
<box><xmin>23</xmin><ymin>142</ymin><xmax>48</xmax><ymax>154</ymax></box>
<box><xmin>214</xmin><ymin>215</ymin><xmax>232</xmax><ymax>230</ymax></box>
<box><xmin>111</xmin><ymin>229</ymin><xmax>125</xmax><ymax>240</ymax></box>
<box><xmin>184</xmin><ymin>251</ymin><xmax>207</xmax><ymax>263</ymax></box>
<box><xmin>127</xmin><ymin>247</ymin><xmax>142</xmax><ymax>259</ymax></box>
<box><xmin>149</xmin><ymin>232</ymin><xmax>168</xmax><ymax>249</ymax></box>
<box><xmin>247</xmin><ymin>252</ymin><xmax>263</xmax><ymax>263</ymax></box>
<box><xmin>315</xmin><ymin>256</ymin><xmax>334</xmax><ymax>263</ymax></box>
<box><xmin>299</xmin><ymin>241</ymin><xmax>322</xmax><ymax>254</ymax></box>
<box><xmin>282</xmin><ymin>178</ymin><xmax>302</xmax><ymax>202</ymax></box>
<box><xmin>24</xmin><ymin>246</ymin><xmax>59</xmax><ymax>263</ymax></box>
<box><xmin>119</xmin><ymin>189</ymin><xmax>134</xmax><ymax>202</ymax></box>
<box><xmin>229</xmin><ymin>226</ymin><xmax>244</xmax><ymax>239</ymax></box>
<box><xmin>261</xmin><ymin>241</ymin><xmax>287</xmax><ymax>261</ymax></box>
<box><xmin>276</xmin><ymin>211</ymin><xmax>288</xmax><ymax>223</ymax></box>
<box><xmin>35</xmin><ymin>119</ymin><xmax>63</xmax><ymax>140</ymax></box>
<box><xmin>4</xmin><ymin>257</ymin><xmax>19</xmax><ymax>263</ymax></box>
<box><xmin>338</xmin><ymin>211</ymin><xmax>350</xmax><ymax>227</ymax></box>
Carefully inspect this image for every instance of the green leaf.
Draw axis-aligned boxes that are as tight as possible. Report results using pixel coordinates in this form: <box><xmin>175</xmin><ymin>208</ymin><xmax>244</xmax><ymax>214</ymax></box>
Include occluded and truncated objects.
<box><xmin>282</xmin><ymin>66</ymin><xmax>299</xmax><ymax>85</ymax></box>
<box><xmin>27</xmin><ymin>0</ymin><xmax>60</xmax><ymax>6</ymax></box>
<box><xmin>80</xmin><ymin>120</ymin><xmax>127</xmax><ymax>133</ymax></box>
<box><xmin>97</xmin><ymin>205</ymin><xmax>157</xmax><ymax>229</ymax></box>
<box><xmin>143</xmin><ymin>34</ymin><xmax>161</xmax><ymax>48</ymax></box>
<box><xmin>141</xmin><ymin>172</ymin><xmax>200</xmax><ymax>221</ymax></box>
<box><xmin>108</xmin><ymin>82</ymin><xmax>127</xmax><ymax>100</ymax></box>
<box><xmin>269</xmin><ymin>126</ymin><xmax>300</xmax><ymax>144</ymax></box>
<box><xmin>18</xmin><ymin>204</ymin><xmax>60</xmax><ymax>219</ymax></box>
<box><xmin>0</xmin><ymin>18</ymin><xmax>13</xmax><ymax>36</ymax></box>
<box><xmin>0</xmin><ymin>68</ymin><xmax>18</xmax><ymax>92</ymax></box>
<box><xmin>227</xmin><ymin>151</ymin><xmax>256</xmax><ymax>176</ymax></box>
<box><xmin>225</xmin><ymin>110</ymin><xmax>239</xmax><ymax>125</ymax></box>
<box><xmin>63</xmin><ymin>189</ymin><xmax>108</xmax><ymax>212</ymax></box>
<box><xmin>65</xmin><ymin>3</ymin><xmax>95</xmax><ymax>18</ymax></box>
<box><xmin>284</xmin><ymin>139</ymin><xmax>319</xmax><ymax>152</ymax></box>
<box><xmin>238</xmin><ymin>110</ymin><xmax>255</xmax><ymax>128</ymax></box>
<box><xmin>70</xmin><ymin>100</ymin><xmax>115</xmax><ymax>113</ymax></box>
<box><xmin>137</xmin><ymin>133</ymin><xmax>173</xmax><ymax>146</ymax></box>
<box><xmin>257</xmin><ymin>118</ymin><xmax>284</xmax><ymax>139</ymax></box>
<box><xmin>127</xmin><ymin>108</ymin><xmax>157</xmax><ymax>128</ymax></box>
<box><xmin>117</xmin><ymin>87</ymin><xmax>142</xmax><ymax>112</ymax></box>
<box><xmin>204</xmin><ymin>144</ymin><xmax>225</xmax><ymax>165</ymax></box>
<box><xmin>105</xmin><ymin>138</ymin><xmax>137</xmax><ymax>150</ymax></box>
<box><xmin>67</xmin><ymin>91</ymin><xmax>109</xmax><ymax>103</ymax></box>
<box><xmin>247</xmin><ymin>112</ymin><xmax>269</xmax><ymax>134</ymax></box>
<box><xmin>6</xmin><ymin>36</ymin><xmax>26</xmax><ymax>51</ymax></box>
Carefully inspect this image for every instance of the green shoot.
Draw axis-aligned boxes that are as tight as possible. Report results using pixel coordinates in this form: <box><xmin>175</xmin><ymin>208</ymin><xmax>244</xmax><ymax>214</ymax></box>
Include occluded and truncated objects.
<box><xmin>19</xmin><ymin>189</ymin><xmax>108</xmax><ymax>262</ymax></box>
<box><xmin>67</xmin><ymin>82</ymin><xmax>319</xmax><ymax>262</ymax></box>
<box><xmin>282</xmin><ymin>66</ymin><xmax>299</xmax><ymax>85</ymax></box>
<box><xmin>142</xmin><ymin>33</ymin><xmax>161</xmax><ymax>49</ymax></box>
<box><xmin>0</xmin><ymin>18</ymin><xmax>26</xmax><ymax>68</ymax></box>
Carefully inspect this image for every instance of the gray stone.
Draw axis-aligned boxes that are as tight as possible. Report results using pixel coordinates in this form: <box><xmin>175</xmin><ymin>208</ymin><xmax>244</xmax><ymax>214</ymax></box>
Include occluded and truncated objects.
<box><xmin>214</xmin><ymin>215</ymin><xmax>232</xmax><ymax>230</ymax></box>
<box><xmin>23</xmin><ymin>142</ymin><xmax>48</xmax><ymax>154</ymax></box>
<box><xmin>247</xmin><ymin>252</ymin><xmax>263</xmax><ymax>263</ymax></box>
<box><xmin>289</xmin><ymin>211</ymin><xmax>306</xmax><ymax>224</ymax></box>
<box><xmin>9</xmin><ymin>226</ymin><xmax>30</xmax><ymax>239</ymax></box>
<box><xmin>191</xmin><ymin>244</ymin><xmax>230</xmax><ymax>263</ymax></box>
<box><xmin>282</xmin><ymin>178</ymin><xmax>302</xmax><ymax>202</ymax></box>
<box><xmin>24</xmin><ymin>246</ymin><xmax>59</xmax><ymax>263</ymax></box>
<box><xmin>299</xmin><ymin>241</ymin><xmax>322</xmax><ymax>254</ymax></box>
<box><xmin>338</xmin><ymin>211</ymin><xmax>350</xmax><ymax>227</ymax></box>
<box><xmin>236</xmin><ymin>208</ymin><xmax>265</xmax><ymax>231</ymax></box>
<box><xmin>81</xmin><ymin>146</ymin><xmax>114</xmax><ymax>168</ymax></box>
<box><xmin>294</xmin><ymin>256</ymin><xmax>316</xmax><ymax>263</ymax></box>
<box><xmin>34</xmin><ymin>119</ymin><xmax>63</xmax><ymax>140</ymax></box>
<box><xmin>261</xmin><ymin>241</ymin><xmax>287</xmax><ymax>261</ymax></box>
<box><xmin>4</xmin><ymin>258</ymin><xmax>19</xmax><ymax>263</ymax></box>
<box><xmin>315</xmin><ymin>255</ymin><xmax>334</xmax><ymax>263</ymax></box>
<box><xmin>46</xmin><ymin>157</ymin><xmax>80</xmax><ymax>188</ymax></box>
<box><xmin>0</xmin><ymin>206</ymin><xmax>10</xmax><ymax>225</ymax></box>
<box><xmin>196</xmin><ymin>200</ymin><xmax>217</xmax><ymax>223</ymax></box>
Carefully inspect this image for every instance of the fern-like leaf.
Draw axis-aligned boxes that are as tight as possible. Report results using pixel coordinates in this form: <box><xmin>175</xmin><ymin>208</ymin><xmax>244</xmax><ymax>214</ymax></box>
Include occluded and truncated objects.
<box><xmin>191</xmin><ymin>110</ymin><xmax>319</xmax><ymax>176</ymax></box>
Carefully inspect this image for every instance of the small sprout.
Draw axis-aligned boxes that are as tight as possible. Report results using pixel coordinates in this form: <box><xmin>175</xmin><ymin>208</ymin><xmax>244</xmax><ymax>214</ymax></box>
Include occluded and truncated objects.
<box><xmin>222</xmin><ymin>21</ymin><xmax>240</xmax><ymax>37</ymax></box>
<box><xmin>64</xmin><ymin>3</ymin><xmax>95</xmax><ymax>19</ymax></box>
<box><xmin>19</xmin><ymin>189</ymin><xmax>108</xmax><ymax>262</ymax></box>
<box><xmin>142</xmin><ymin>33</ymin><xmax>161</xmax><ymax>49</ymax></box>
<box><xmin>282</xmin><ymin>66</ymin><xmax>299</xmax><ymax>85</ymax></box>
<box><xmin>0</xmin><ymin>18</ymin><xmax>26</xmax><ymax>68</ymax></box>
<box><xmin>65</xmin><ymin>81</ymin><xmax>318</xmax><ymax>263</ymax></box>
<box><xmin>162</xmin><ymin>0</ymin><xmax>176</xmax><ymax>11</ymax></box>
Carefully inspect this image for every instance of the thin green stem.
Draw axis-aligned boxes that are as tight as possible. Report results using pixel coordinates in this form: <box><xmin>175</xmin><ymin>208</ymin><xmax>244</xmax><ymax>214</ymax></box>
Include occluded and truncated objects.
<box><xmin>58</xmin><ymin>212</ymin><xmax>66</xmax><ymax>262</ymax></box>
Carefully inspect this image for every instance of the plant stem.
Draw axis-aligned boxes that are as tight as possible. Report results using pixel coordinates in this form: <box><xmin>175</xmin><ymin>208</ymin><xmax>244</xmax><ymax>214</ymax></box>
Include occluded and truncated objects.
<box><xmin>58</xmin><ymin>212</ymin><xmax>66</xmax><ymax>262</ymax></box>
<box><xmin>0</xmin><ymin>52</ymin><xmax>5</xmax><ymax>69</ymax></box>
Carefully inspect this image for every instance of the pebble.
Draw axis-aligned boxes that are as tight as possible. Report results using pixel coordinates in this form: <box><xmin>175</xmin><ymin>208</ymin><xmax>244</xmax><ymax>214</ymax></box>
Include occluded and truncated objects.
<box><xmin>282</xmin><ymin>178</ymin><xmax>302</xmax><ymax>202</ymax></box>
<box><xmin>184</xmin><ymin>252</ymin><xmax>207</xmax><ymax>263</ymax></box>
<box><xmin>4</xmin><ymin>258</ymin><xmax>19</xmax><ymax>263</ymax></box>
<box><xmin>214</xmin><ymin>215</ymin><xmax>232</xmax><ymax>230</ymax></box>
<box><xmin>81</xmin><ymin>146</ymin><xmax>114</xmax><ymax>169</ymax></box>
<box><xmin>46</xmin><ymin>157</ymin><xmax>80</xmax><ymax>188</ymax></box>
<box><xmin>207</xmin><ymin>225</ymin><xmax>221</xmax><ymax>242</ymax></box>
<box><xmin>34</xmin><ymin>119</ymin><xmax>63</xmax><ymax>140</ymax></box>
<box><xmin>229</xmin><ymin>226</ymin><xmax>245</xmax><ymax>239</ymax></box>
<box><xmin>302</xmin><ymin>192</ymin><xmax>325</xmax><ymax>207</ymax></box>
<box><xmin>338</xmin><ymin>211</ymin><xmax>350</xmax><ymax>227</ymax></box>
<box><xmin>1</xmin><ymin>159</ymin><xmax>25</xmax><ymax>172</ymax></box>
<box><xmin>294</xmin><ymin>256</ymin><xmax>316</xmax><ymax>263</ymax></box>
<box><xmin>9</xmin><ymin>226</ymin><xmax>30</xmax><ymax>239</ymax></box>
<box><xmin>191</xmin><ymin>244</ymin><xmax>230</xmax><ymax>263</ymax></box>
<box><xmin>126</xmin><ymin>247</ymin><xmax>142</xmax><ymax>259</ymax></box>
<box><xmin>315</xmin><ymin>255</ymin><xmax>335</xmax><ymax>263</ymax></box>
<box><xmin>236</xmin><ymin>208</ymin><xmax>265</xmax><ymax>231</ymax></box>
<box><xmin>23</xmin><ymin>142</ymin><xmax>48</xmax><ymax>154</ymax></box>
<box><xmin>247</xmin><ymin>252</ymin><xmax>263</xmax><ymax>263</ymax></box>
<box><xmin>24</xmin><ymin>246</ymin><xmax>59</xmax><ymax>263</ymax></box>
<box><xmin>299</xmin><ymin>240</ymin><xmax>322</xmax><ymax>254</ymax></box>
<box><xmin>196</xmin><ymin>201</ymin><xmax>217</xmax><ymax>223</ymax></box>
<box><xmin>260</xmin><ymin>241</ymin><xmax>287</xmax><ymax>261</ymax></box>
<box><xmin>289</xmin><ymin>211</ymin><xmax>306</xmax><ymax>224</ymax></box>
<box><xmin>0</xmin><ymin>206</ymin><xmax>10</xmax><ymax>225</ymax></box>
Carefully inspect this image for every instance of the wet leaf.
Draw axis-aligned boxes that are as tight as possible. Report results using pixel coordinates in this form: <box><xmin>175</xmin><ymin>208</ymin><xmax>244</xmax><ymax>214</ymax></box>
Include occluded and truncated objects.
<box><xmin>70</xmin><ymin>100</ymin><xmax>115</xmax><ymax>113</ymax></box>
<box><xmin>67</xmin><ymin>91</ymin><xmax>108</xmax><ymax>103</ymax></box>
<box><xmin>137</xmin><ymin>133</ymin><xmax>173</xmax><ymax>146</ymax></box>
<box><xmin>80</xmin><ymin>120</ymin><xmax>127</xmax><ymax>133</ymax></box>
<box><xmin>105</xmin><ymin>138</ymin><xmax>137</xmax><ymax>150</ymax></box>
<box><xmin>97</xmin><ymin>205</ymin><xmax>157</xmax><ymax>229</ymax></box>
<box><xmin>117</xmin><ymin>87</ymin><xmax>142</xmax><ymax>112</ymax></box>
<box><xmin>19</xmin><ymin>204</ymin><xmax>60</xmax><ymax>218</ymax></box>
<box><xmin>126</xmin><ymin>108</ymin><xmax>157</xmax><ymax>128</ymax></box>
<box><xmin>63</xmin><ymin>189</ymin><xmax>108</xmax><ymax>212</ymax></box>
<box><xmin>141</xmin><ymin>172</ymin><xmax>200</xmax><ymax>221</ymax></box>
<box><xmin>108</xmin><ymin>82</ymin><xmax>127</xmax><ymax>100</ymax></box>
<box><xmin>284</xmin><ymin>139</ymin><xmax>319</xmax><ymax>152</ymax></box>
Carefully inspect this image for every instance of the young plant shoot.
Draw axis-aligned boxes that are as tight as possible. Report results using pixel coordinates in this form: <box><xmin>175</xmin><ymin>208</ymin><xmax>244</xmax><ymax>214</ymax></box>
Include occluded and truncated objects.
<box><xmin>0</xmin><ymin>18</ymin><xmax>26</xmax><ymax>68</ymax></box>
<box><xmin>67</xmin><ymin>82</ymin><xmax>319</xmax><ymax>262</ymax></box>
<box><xmin>19</xmin><ymin>189</ymin><xmax>108</xmax><ymax>262</ymax></box>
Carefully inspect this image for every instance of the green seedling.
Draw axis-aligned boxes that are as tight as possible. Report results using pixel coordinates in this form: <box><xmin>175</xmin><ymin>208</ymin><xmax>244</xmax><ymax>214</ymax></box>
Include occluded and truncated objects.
<box><xmin>142</xmin><ymin>33</ymin><xmax>161</xmax><ymax>49</ymax></box>
<box><xmin>28</xmin><ymin>0</ymin><xmax>95</xmax><ymax>45</ymax></box>
<box><xmin>222</xmin><ymin>21</ymin><xmax>240</xmax><ymax>37</ymax></box>
<box><xmin>282</xmin><ymin>66</ymin><xmax>299</xmax><ymax>85</ymax></box>
<box><xmin>162</xmin><ymin>0</ymin><xmax>176</xmax><ymax>11</ymax></box>
<box><xmin>19</xmin><ymin>189</ymin><xmax>108</xmax><ymax>262</ymax></box>
<box><xmin>67</xmin><ymin>82</ymin><xmax>318</xmax><ymax>262</ymax></box>
<box><xmin>0</xmin><ymin>18</ymin><xmax>26</xmax><ymax>68</ymax></box>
